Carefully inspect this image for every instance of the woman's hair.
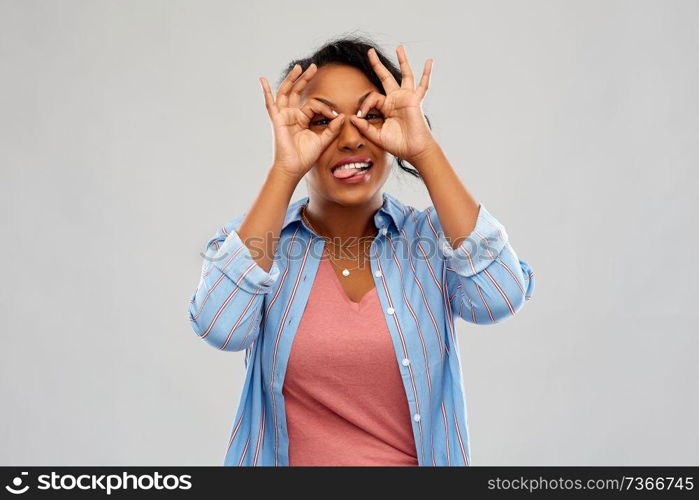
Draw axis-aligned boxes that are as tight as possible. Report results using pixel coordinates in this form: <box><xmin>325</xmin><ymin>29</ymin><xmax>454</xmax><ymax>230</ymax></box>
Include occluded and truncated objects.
<box><xmin>278</xmin><ymin>34</ymin><xmax>431</xmax><ymax>181</ymax></box>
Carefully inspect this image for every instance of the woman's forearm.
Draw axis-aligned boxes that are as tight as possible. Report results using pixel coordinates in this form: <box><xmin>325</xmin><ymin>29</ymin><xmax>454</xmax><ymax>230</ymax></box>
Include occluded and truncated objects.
<box><xmin>236</xmin><ymin>166</ymin><xmax>302</xmax><ymax>273</ymax></box>
<box><xmin>411</xmin><ymin>142</ymin><xmax>481</xmax><ymax>249</ymax></box>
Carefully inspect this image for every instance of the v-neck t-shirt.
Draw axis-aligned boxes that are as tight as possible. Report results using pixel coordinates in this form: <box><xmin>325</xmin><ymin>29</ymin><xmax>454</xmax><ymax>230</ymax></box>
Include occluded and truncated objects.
<box><xmin>281</xmin><ymin>249</ymin><xmax>419</xmax><ymax>466</ymax></box>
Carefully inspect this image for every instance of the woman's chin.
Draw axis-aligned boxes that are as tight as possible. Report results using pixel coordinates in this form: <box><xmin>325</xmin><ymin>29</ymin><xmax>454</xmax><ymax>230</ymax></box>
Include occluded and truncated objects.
<box><xmin>326</xmin><ymin>184</ymin><xmax>383</xmax><ymax>206</ymax></box>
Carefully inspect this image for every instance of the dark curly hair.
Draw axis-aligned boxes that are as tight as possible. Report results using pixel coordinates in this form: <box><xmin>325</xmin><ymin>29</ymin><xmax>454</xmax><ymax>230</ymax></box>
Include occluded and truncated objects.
<box><xmin>277</xmin><ymin>34</ymin><xmax>431</xmax><ymax>181</ymax></box>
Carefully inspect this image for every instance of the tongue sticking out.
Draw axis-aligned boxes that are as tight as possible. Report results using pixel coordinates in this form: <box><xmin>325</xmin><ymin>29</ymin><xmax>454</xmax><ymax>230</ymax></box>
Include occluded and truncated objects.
<box><xmin>332</xmin><ymin>166</ymin><xmax>369</xmax><ymax>179</ymax></box>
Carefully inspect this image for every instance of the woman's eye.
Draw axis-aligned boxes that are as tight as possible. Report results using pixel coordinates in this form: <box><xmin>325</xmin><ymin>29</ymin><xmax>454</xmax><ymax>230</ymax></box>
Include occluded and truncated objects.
<box><xmin>311</xmin><ymin>116</ymin><xmax>330</xmax><ymax>126</ymax></box>
<box><xmin>311</xmin><ymin>112</ymin><xmax>382</xmax><ymax>126</ymax></box>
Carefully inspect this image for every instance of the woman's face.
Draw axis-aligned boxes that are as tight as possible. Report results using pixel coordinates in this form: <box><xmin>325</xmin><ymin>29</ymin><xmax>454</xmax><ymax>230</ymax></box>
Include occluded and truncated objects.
<box><xmin>300</xmin><ymin>63</ymin><xmax>391</xmax><ymax>207</ymax></box>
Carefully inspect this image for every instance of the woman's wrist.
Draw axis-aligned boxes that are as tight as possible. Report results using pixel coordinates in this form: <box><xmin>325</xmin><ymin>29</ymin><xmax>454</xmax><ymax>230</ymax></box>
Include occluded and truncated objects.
<box><xmin>269</xmin><ymin>163</ymin><xmax>304</xmax><ymax>186</ymax></box>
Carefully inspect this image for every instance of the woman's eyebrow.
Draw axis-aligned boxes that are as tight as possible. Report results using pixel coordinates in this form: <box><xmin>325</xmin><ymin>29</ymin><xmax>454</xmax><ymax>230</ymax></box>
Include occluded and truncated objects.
<box><xmin>311</xmin><ymin>91</ymin><xmax>372</xmax><ymax>108</ymax></box>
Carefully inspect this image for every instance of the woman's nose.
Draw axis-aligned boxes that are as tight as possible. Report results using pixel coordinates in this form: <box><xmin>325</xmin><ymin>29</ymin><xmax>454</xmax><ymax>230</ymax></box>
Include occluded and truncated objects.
<box><xmin>337</xmin><ymin>118</ymin><xmax>365</xmax><ymax>150</ymax></box>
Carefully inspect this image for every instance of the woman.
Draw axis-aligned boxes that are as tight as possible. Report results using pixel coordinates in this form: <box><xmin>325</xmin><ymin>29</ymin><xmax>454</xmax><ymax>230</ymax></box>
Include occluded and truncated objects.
<box><xmin>188</xmin><ymin>36</ymin><xmax>535</xmax><ymax>466</ymax></box>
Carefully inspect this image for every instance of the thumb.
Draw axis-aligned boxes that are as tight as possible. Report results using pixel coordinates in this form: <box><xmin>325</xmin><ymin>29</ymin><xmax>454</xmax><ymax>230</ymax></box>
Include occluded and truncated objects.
<box><xmin>348</xmin><ymin>115</ymin><xmax>382</xmax><ymax>146</ymax></box>
<box><xmin>318</xmin><ymin>113</ymin><xmax>346</xmax><ymax>149</ymax></box>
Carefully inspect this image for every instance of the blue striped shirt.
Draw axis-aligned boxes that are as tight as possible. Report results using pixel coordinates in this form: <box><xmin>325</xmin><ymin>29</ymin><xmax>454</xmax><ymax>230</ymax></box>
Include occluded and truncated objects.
<box><xmin>188</xmin><ymin>191</ymin><xmax>535</xmax><ymax>466</ymax></box>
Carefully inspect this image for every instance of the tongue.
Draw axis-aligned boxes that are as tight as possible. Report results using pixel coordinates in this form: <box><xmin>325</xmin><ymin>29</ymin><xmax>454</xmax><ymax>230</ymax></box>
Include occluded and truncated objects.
<box><xmin>333</xmin><ymin>167</ymin><xmax>363</xmax><ymax>179</ymax></box>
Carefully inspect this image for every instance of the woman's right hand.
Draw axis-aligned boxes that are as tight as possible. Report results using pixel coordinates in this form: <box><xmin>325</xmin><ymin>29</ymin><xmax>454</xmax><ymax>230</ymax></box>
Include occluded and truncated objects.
<box><xmin>259</xmin><ymin>64</ymin><xmax>346</xmax><ymax>180</ymax></box>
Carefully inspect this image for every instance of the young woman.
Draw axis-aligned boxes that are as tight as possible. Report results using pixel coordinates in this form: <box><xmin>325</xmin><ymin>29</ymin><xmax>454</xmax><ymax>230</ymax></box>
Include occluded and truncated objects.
<box><xmin>188</xmin><ymin>36</ymin><xmax>535</xmax><ymax>466</ymax></box>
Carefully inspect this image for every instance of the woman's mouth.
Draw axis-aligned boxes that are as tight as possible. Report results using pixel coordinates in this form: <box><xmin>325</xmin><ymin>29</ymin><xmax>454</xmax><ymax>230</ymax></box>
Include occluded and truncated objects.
<box><xmin>331</xmin><ymin>161</ymin><xmax>373</xmax><ymax>184</ymax></box>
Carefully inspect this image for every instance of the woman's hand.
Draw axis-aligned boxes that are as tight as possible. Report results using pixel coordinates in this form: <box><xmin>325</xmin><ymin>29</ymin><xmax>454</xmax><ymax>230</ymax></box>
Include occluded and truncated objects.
<box><xmin>348</xmin><ymin>46</ymin><xmax>437</xmax><ymax>165</ymax></box>
<box><xmin>260</xmin><ymin>64</ymin><xmax>346</xmax><ymax>180</ymax></box>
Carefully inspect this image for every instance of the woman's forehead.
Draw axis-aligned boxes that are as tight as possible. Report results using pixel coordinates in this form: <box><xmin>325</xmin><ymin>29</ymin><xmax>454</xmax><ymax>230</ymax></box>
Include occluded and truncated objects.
<box><xmin>301</xmin><ymin>66</ymin><xmax>377</xmax><ymax>106</ymax></box>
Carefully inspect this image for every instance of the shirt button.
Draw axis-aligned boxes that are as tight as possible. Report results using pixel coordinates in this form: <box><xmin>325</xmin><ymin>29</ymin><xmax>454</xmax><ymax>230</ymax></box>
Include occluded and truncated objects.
<box><xmin>380</xmin><ymin>227</ymin><xmax>388</xmax><ymax>235</ymax></box>
<box><xmin>374</xmin><ymin>270</ymin><xmax>382</xmax><ymax>278</ymax></box>
<box><xmin>413</xmin><ymin>413</ymin><xmax>421</xmax><ymax>422</ymax></box>
<box><xmin>386</xmin><ymin>307</ymin><xmax>395</xmax><ymax>315</ymax></box>
<box><xmin>402</xmin><ymin>358</ymin><xmax>410</xmax><ymax>366</ymax></box>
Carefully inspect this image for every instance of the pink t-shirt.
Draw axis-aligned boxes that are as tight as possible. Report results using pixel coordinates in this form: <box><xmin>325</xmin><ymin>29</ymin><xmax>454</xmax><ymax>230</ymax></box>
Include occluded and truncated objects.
<box><xmin>282</xmin><ymin>249</ymin><xmax>419</xmax><ymax>466</ymax></box>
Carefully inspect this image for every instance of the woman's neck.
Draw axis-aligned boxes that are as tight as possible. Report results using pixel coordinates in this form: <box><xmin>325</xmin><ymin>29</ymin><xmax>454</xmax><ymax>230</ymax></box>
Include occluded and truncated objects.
<box><xmin>303</xmin><ymin>193</ymin><xmax>383</xmax><ymax>240</ymax></box>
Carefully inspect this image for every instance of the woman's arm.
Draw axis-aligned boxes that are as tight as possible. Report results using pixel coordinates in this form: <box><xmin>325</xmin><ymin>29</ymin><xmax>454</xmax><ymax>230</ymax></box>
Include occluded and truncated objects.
<box><xmin>413</xmin><ymin>142</ymin><xmax>535</xmax><ymax>324</ymax></box>
<box><xmin>411</xmin><ymin>142</ymin><xmax>480</xmax><ymax>247</ymax></box>
<box><xmin>236</xmin><ymin>167</ymin><xmax>302</xmax><ymax>273</ymax></box>
<box><xmin>188</xmin><ymin>62</ymin><xmax>347</xmax><ymax>351</ymax></box>
<box><xmin>188</xmin><ymin>166</ymin><xmax>300</xmax><ymax>351</ymax></box>
<box><xmin>346</xmin><ymin>45</ymin><xmax>534</xmax><ymax>322</ymax></box>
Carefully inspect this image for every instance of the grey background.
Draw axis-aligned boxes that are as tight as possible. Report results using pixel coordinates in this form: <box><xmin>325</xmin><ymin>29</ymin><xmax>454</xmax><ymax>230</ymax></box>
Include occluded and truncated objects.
<box><xmin>1</xmin><ymin>0</ymin><xmax>697</xmax><ymax>465</ymax></box>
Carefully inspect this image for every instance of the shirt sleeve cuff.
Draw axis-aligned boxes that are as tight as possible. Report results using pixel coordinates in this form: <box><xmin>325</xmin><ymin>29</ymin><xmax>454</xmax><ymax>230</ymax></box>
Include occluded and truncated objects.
<box><xmin>438</xmin><ymin>203</ymin><xmax>510</xmax><ymax>278</ymax></box>
<box><xmin>203</xmin><ymin>227</ymin><xmax>280</xmax><ymax>294</ymax></box>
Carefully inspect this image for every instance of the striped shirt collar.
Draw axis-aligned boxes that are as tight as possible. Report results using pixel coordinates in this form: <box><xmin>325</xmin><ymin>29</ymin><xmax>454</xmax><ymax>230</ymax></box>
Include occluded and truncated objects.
<box><xmin>282</xmin><ymin>191</ymin><xmax>408</xmax><ymax>233</ymax></box>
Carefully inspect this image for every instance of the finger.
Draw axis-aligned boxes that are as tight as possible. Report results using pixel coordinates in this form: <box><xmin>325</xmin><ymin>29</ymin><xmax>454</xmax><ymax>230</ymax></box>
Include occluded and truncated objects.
<box><xmin>348</xmin><ymin>114</ymin><xmax>382</xmax><ymax>146</ymax></box>
<box><xmin>356</xmin><ymin>91</ymin><xmax>386</xmax><ymax>120</ymax></box>
<box><xmin>417</xmin><ymin>58</ymin><xmax>433</xmax><ymax>100</ymax></box>
<box><xmin>276</xmin><ymin>63</ymin><xmax>305</xmax><ymax>109</ymax></box>
<box><xmin>367</xmin><ymin>47</ymin><xmax>400</xmax><ymax>93</ymax></box>
<box><xmin>288</xmin><ymin>63</ymin><xmax>318</xmax><ymax>108</ymax></box>
<box><xmin>318</xmin><ymin>113</ymin><xmax>347</xmax><ymax>149</ymax></box>
<box><xmin>259</xmin><ymin>76</ymin><xmax>279</xmax><ymax>118</ymax></box>
<box><xmin>396</xmin><ymin>45</ymin><xmax>415</xmax><ymax>90</ymax></box>
<box><xmin>299</xmin><ymin>99</ymin><xmax>337</xmax><ymax>126</ymax></box>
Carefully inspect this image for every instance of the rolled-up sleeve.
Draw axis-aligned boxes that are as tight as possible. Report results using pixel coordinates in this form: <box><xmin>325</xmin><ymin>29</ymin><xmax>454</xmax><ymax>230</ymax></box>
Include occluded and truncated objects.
<box><xmin>188</xmin><ymin>213</ymin><xmax>280</xmax><ymax>351</ymax></box>
<box><xmin>427</xmin><ymin>204</ymin><xmax>535</xmax><ymax>324</ymax></box>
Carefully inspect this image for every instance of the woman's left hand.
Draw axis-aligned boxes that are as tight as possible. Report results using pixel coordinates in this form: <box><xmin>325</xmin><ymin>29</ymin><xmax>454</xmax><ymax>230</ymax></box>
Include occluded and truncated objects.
<box><xmin>349</xmin><ymin>45</ymin><xmax>438</xmax><ymax>165</ymax></box>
